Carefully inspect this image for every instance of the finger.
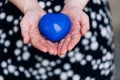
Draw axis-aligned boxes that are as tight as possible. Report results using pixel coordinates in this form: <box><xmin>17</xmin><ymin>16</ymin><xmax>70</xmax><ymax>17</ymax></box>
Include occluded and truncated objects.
<box><xmin>68</xmin><ymin>32</ymin><xmax>81</xmax><ymax>51</ymax></box>
<box><xmin>58</xmin><ymin>39</ymin><xmax>65</xmax><ymax>55</ymax></box>
<box><xmin>60</xmin><ymin>35</ymin><xmax>71</xmax><ymax>55</ymax></box>
<box><xmin>80</xmin><ymin>13</ymin><xmax>90</xmax><ymax>35</ymax></box>
<box><xmin>20</xmin><ymin>19</ymin><xmax>30</xmax><ymax>44</ymax></box>
<box><xmin>31</xmin><ymin>39</ymin><xmax>48</xmax><ymax>53</ymax></box>
<box><xmin>46</xmin><ymin>40</ymin><xmax>57</xmax><ymax>55</ymax></box>
<box><xmin>55</xmin><ymin>42</ymin><xmax>58</xmax><ymax>54</ymax></box>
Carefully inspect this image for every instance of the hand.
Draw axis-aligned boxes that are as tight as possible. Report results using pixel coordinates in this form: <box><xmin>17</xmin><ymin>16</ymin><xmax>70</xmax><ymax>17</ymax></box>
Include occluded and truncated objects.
<box><xmin>57</xmin><ymin>7</ymin><xmax>90</xmax><ymax>55</ymax></box>
<box><xmin>20</xmin><ymin>7</ymin><xmax>58</xmax><ymax>55</ymax></box>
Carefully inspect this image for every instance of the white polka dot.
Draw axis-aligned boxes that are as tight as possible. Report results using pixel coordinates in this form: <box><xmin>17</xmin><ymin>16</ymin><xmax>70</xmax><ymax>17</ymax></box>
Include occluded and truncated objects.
<box><xmin>92</xmin><ymin>64</ymin><xmax>98</xmax><ymax>70</ymax></box>
<box><xmin>19</xmin><ymin>66</ymin><xmax>24</xmax><ymax>72</ymax></box>
<box><xmin>13</xmin><ymin>26</ymin><xmax>18</xmax><ymax>33</ymax></box>
<box><xmin>39</xmin><ymin>1</ymin><xmax>45</xmax><ymax>9</ymax></box>
<box><xmin>14</xmin><ymin>71</ymin><xmax>19</xmax><ymax>76</ymax></box>
<box><xmin>14</xmin><ymin>49</ymin><xmax>21</xmax><ymax>56</ymax></box>
<box><xmin>63</xmin><ymin>63</ymin><xmax>71</xmax><ymax>70</ymax></box>
<box><xmin>72</xmin><ymin>74</ymin><xmax>80</xmax><ymax>80</ymax></box>
<box><xmin>19</xmin><ymin>16</ymin><xmax>22</xmax><ymax>20</ymax></box>
<box><xmin>84</xmin><ymin>7</ymin><xmax>89</xmax><ymax>12</ymax></box>
<box><xmin>0</xmin><ymin>2</ymin><xmax>3</xmax><ymax>7</ymax></box>
<box><xmin>24</xmin><ymin>70</ymin><xmax>31</xmax><ymax>78</ymax></box>
<box><xmin>0</xmin><ymin>75</ymin><xmax>4</xmax><ymax>80</ymax></box>
<box><xmin>8</xmin><ymin>30</ymin><xmax>13</xmax><ymax>35</ymax></box>
<box><xmin>74</xmin><ymin>47</ymin><xmax>79</xmax><ymax>52</ymax></box>
<box><xmin>104</xmin><ymin>70</ymin><xmax>110</xmax><ymax>76</ymax></box>
<box><xmin>56</xmin><ymin>59</ymin><xmax>61</xmax><ymax>64</ymax></box>
<box><xmin>6</xmin><ymin>15</ymin><xmax>13</xmax><ymax>22</ymax></box>
<box><xmin>50</xmin><ymin>61</ymin><xmax>56</xmax><ymax>67</ymax></box>
<box><xmin>48</xmin><ymin>9</ymin><xmax>53</xmax><ymax>13</ymax></box>
<box><xmin>103</xmin><ymin>48</ymin><xmax>107</xmax><ymax>54</ymax></box>
<box><xmin>54</xmin><ymin>5</ymin><xmax>61</xmax><ymax>12</ymax></box>
<box><xmin>35</xmin><ymin>63</ymin><xmax>41</xmax><ymax>68</ymax></box>
<box><xmin>0</xmin><ymin>39</ymin><xmax>4</xmax><ymax>44</ymax></box>
<box><xmin>96</xmin><ymin>0</ymin><xmax>101</xmax><ymax>4</ymax></box>
<box><xmin>91</xmin><ymin>78</ymin><xmax>95</xmax><ymax>80</ymax></box>
<box><xmin>92</xmin><ymin>20</ymin><xmax>97</xmax><ymax>28</ymax></box>
<box><xmin>106</xmin><ymin>52</ymin><xmax>113</xmax><ymax>60</ymax></box>
<box><xmin>48</xmin><ymin>72</ymin><xmax>53</xmax><ymax>77</ymax></box>
<box><xmin>28</xmin><ymin>43</ymin><xmax>31</xmax><ymax>47</ymax></box>
<box><xmin>104</xmin><ymin>17</ymin><xmax>108</xmax><ymax>24</ymax></box>
<box><xmin>80</xmin><ymin>60</ymin><xmax>86</xmax><ymax>66</ymax></box>
<box><xmin>1</xmin><ymin>61</ymin><xmax>7</xmax><ymax>68</ymax></box>
<box><xmin>3</xmin><ymin>69</ymin><xmax>8</xmax><ymax>75</ymax></box>
<box><xmin>0</xmin><ymin>30</ymin><xmax>2</xmax><ymax>35</ymax></box>
<box><xmin>7</xmin><ymin>59</ymin><xmax>12</xmax><ymax>64</ymax></box>
<box><xmin>0</xmin><ymin>12</ymin><xmax>6</xmax><ymax>19</ymax></box>
<box><xmin>85</xmin><ymin>31</ymin><xmax>92</xmax><ymax>39</ymax></box>
<box><xmin>104</xmin><ymin>62</ymin><xmax>111</xmax><ymax>69</ymax></box>
<box><xmin>60</xmin><ymin>72</ymin><xmax>68</xmax><ymax>80</ymax></box>
<box><xmin>16</xmin><ymin>40</ymin><xmax>23</xmax><ymax>48</ymax></box>
<box><xmin>90</xmin><ymin>41</ymin><xmax>99</xmax><ymax>51</ymax></box>
<box><xmin>23</xmin><ymin>46</ymin><xmax>28</xmax><ymax>51</ymax></box>
<box><xmin>54</xmin><ymin>68</ymin><xmax>61</xmax><ymax>75</ymax></box>
<box><xmin>38</xmin><ymin>68</ymin><xmax>46</xmax><ymax>74</ymax></box>
<box><xmin>85</xmin><ymin>45</ymin><xmax>90</xmax><ymax>50</ymax></box>
<box><xmin>35</xmin><ymin>75</ymin><xmax>40</xmax><ymax>80</ymax></box>
<box><xmin>46</xmin><ymin>67</ymin><xmax>51</xmax><ymax>71</ymax></box>
<box><xmin>32</xmin><ymin>70</ymin><xmax>37</xmax><ymax>76</ymax></box>
<box><xmin>70</xmin><ymin>57</ymin><xmax>76</xmax><ymax>63</ymax></box>
<box><xmin>86</xmin><ymin>55</ymin><xmax>92</xmax><ymax>61</ymax></box>
<box><xmin>13</xmin><ymin>19</ymin><xmax>19</xmax><ymax>25</ymax></box>
<box><xmin>46</xmin><ymin>1</ymin><xmax>51</xmax><ymax>6</ymax></box>
<box><xmin>90</xmin><ymin>12</ymin><xmax>96</xmax><ymax>19</ymax></box>
<box><xmin>4</xmin><ymin>40</ymin><xmax>10</xmax><ymax>47</ymax></box>
<box><xmin>17</xmin><ymin>56</ymin><xmax>22</xmax><ymax>61</ymax></box>
<box><xmin>67</xmin><ymin>70</ymin><xmax>73</xmax><ymax>77</ymax></box>
<box><xmin>75</xmin><ymin>53</ymin><xmax>84</xmax><ymax>61</ymax></box>
<box><xmin>3</xmin><ymin>48</ymin><xmax>7</xmax><ymax>53</ymax></box>
<box><xmin>41</xmin><ymin>74</ymin><xmax>47</xmax><ymax>80</ymax></box>
<box><xmin>22</xmin><ymin>52</ymin><xmax>30</xmax><ymax>61</ymax></box>
<box><xmin>96</xmin><ymin>59</ymin><xmax>101</xmax><ymax>64</ymax></box>
<box><xmin>91</xmin><ymin>60</ymin><xmax>96</xmax><ymax>65</ymax></box>
<box><xmin>101</xmin><ymin>70</ymin><xmax>105</xmax><ymax>75</ymax></box>
<box><xmin>1</xmin><ymin>33</ymin><xmax>6</xmax><ymax>39</ymax></box>
<box><xmin>91</xmin><ymin>36</ymin><xmax>96</xmax><ymax>42</ymax></box>
<box><xmin>101</xmin><ymin>28</ymin><xmax>107</xmax><ymax>37</ymax></box>
<box><xmin>85</xmin><ymin>76</ymin><xmax>91</xmax><ymax>80</ymax></box>
<box><xmin>42</xmin><ymin>59</ymin><xmax>49</xmax><ymax>67</ymax></box>
<box><xmin>59</xmin><ymin>54</ymin><xmax>66</xmax><ymax>58</ymax></box>
<box><xmin>8</xmin><ymin>65</ymin><xmax>16</xmax><ymax>73</ymax></box>
<box><xmin>99</xmin><ymin>63</ymin><xmax>104</xmax><ymax>69</ymax></box>
<box><xmin>82</xmin><ymin>39</ymin><xmax>89</xmax><ymax>45</ymax></box>
<box><xmin>68</xmin><ymin>51</ymin><xmax>74</xmax><ymax>58</ymax></box>
<box><xmin>97</xmin><ymin>14</ymin><xmax>102</xmax><ymax>21</ymax></box>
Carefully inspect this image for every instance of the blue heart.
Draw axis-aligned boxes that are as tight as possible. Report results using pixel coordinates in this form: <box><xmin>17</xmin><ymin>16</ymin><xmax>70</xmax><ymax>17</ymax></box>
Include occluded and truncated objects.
<box><xmin>39</xmin><ymin>13</ymin><xmax>71</xmax><ymax>42</ymax></box>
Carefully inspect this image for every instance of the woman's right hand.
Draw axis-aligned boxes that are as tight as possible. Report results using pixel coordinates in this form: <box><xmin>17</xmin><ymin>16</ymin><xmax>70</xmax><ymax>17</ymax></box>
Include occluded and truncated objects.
<box><xmin>20</xmin><ymin>7</ymin><xmax>58</xmax><ymax>55</ymax></box>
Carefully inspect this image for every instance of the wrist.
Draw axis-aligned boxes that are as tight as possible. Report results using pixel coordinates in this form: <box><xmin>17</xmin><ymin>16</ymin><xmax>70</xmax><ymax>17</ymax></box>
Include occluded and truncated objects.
<box><xmin>65</xmin><ymin>0</ymin><xmax>89</xmax><ymax>10</ymax></box>
<box><xmin>23</xmin><ymin>0</ymin><xmax>41</xmax><ymax>14</ymax></box>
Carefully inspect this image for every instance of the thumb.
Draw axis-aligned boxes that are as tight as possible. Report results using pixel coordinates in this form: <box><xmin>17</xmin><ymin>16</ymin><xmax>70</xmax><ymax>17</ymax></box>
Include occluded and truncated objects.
<box><xmin>20</xmin><ymin>19</ymin><xmax>30</xmax><ymax>44</ymax></box>
<box><xmin>80</xmin><ymin>12</ymin><xmax>90</xmax><ymax>35</ymax></box>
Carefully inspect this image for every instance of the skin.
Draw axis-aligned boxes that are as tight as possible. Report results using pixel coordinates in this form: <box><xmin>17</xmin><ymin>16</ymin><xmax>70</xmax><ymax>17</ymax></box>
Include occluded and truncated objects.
<box><xmin>10</xmin><ymin>0</ymin><xmax>90</xmax><ymax>56</ymax></box>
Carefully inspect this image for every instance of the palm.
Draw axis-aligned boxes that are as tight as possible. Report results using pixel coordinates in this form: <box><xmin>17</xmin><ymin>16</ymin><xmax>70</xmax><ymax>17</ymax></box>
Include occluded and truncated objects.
<box><xmin>20</xmin><ymin>8</ymin><xmax>57</xmax><ymax>55</ymax></box>
<box><xmin>57</xmin><ymin>7</ymin><xmax>90</xmax><ymax>55</ymax></box>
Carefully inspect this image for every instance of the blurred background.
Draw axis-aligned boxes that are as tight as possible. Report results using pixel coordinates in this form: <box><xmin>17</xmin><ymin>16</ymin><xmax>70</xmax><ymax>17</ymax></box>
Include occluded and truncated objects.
<box><xmin>109</xmin><ymin>0</ymin><xmax>120</xmax><ymax>80</ymax></box>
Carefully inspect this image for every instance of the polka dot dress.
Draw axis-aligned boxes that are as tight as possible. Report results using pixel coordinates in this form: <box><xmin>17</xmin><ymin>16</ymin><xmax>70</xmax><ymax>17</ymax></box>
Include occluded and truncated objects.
<box><xmin>0</xmin><ymin>0</ymin><xmax>115</xmax><ymax>80</ymax></box>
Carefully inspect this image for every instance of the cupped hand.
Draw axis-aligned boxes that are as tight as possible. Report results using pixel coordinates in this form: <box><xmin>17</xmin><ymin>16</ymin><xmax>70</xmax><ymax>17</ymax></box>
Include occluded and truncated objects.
<box><xmin>20</xmin><ymin>7</ymin><xmax>57</xmax><ymax>55</ymax></box>
<box><xmin>58</xmin><ymin>7</ymin><xmax>90</xmax><ymax>55</ymax></box>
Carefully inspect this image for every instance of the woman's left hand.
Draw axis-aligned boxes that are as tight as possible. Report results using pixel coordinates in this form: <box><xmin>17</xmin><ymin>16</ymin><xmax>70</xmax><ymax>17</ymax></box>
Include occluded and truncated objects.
<box><xmin>57</xmin><ymin>7</ymin><xmax>90</xmax><ymax>55</ymax></box>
